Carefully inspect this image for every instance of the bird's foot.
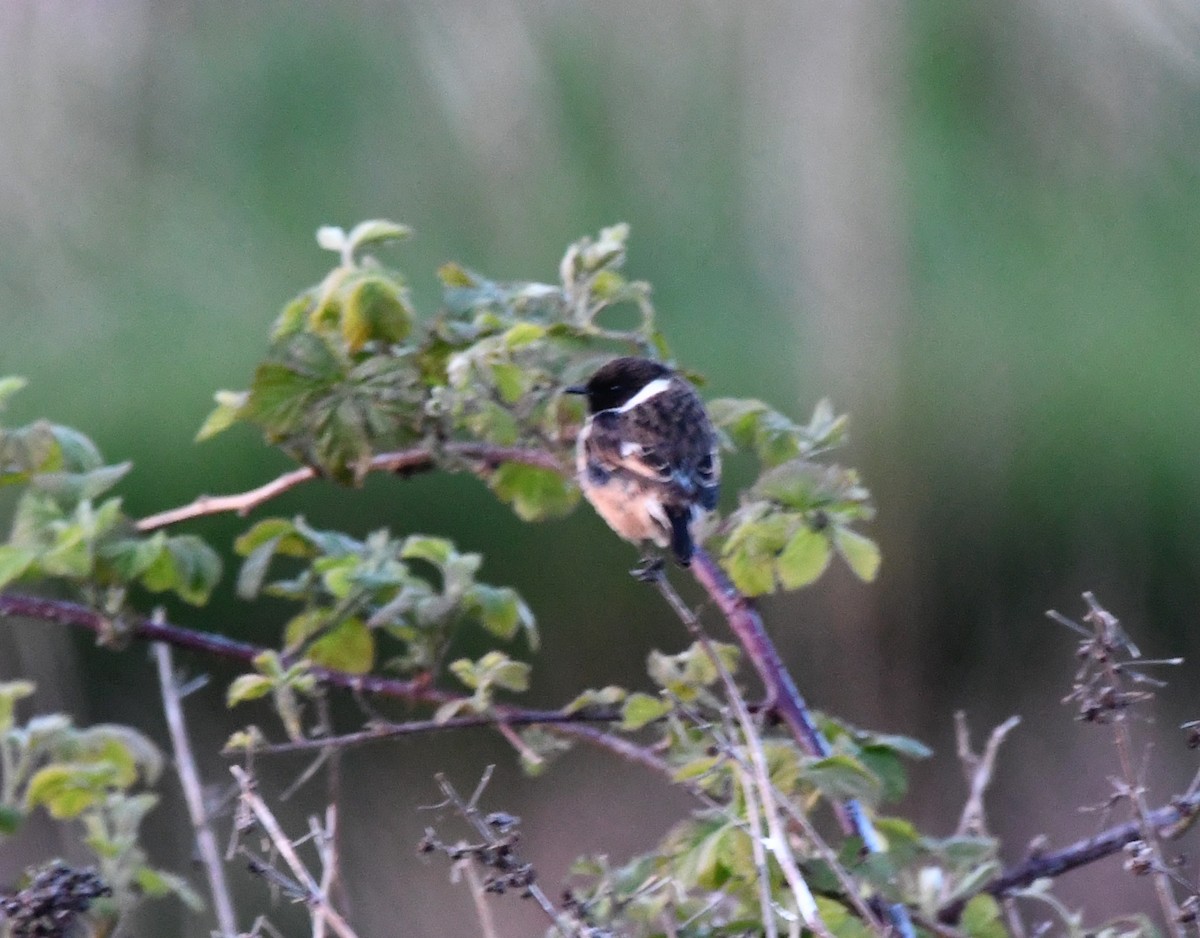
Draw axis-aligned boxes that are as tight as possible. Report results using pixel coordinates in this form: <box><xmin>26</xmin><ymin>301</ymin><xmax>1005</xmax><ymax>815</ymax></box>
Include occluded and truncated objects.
<box><xmin>630</xmin><ymin>556</ymin><xmax>666</xmax><ymax>583</ymax></box>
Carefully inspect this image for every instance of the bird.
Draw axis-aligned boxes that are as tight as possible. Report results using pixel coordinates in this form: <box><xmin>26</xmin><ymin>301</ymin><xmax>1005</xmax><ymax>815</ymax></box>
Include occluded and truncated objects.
<box><xmin>566</xmin><ymin>356</ymin><xmax>720</xmax><ymax>569</ymax></box>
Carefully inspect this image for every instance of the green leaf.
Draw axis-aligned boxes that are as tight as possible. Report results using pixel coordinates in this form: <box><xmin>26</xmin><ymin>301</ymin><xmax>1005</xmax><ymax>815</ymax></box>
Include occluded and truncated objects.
<box><xmin>134</xmin><ymin>866</ymin><xmax>205</xmax><ymax>910</ymax></box>
<box><xmin>342</xmin><ymin>275</ymin><xmax>413</xmax><ymax>351</ymax></box>
<box><xmin>307</xmin><ymin>617</ymin><xmax>375</xmax><ymax>674</ymax></box>
<box><xmin>48</xmin><ymin>426</ymin><xmax>105</xmax><ymax>473</ymax></box>
<box><xmin>143</xmin><ymin>535</ymin><xmax>222</xmax><ymax>605</ymax></box>
<box><xmin>466</xmin><ymin>584</ymin><xmax>537</xmax><ymax>648</ymax></box>
<box><xmin>400</xmin><ymin>535</ymin><xmax>455</xmax><ymax>567</ymax></box>
<box><xmin>0</xmin><ymin>376</ymin><xmax>27</xmax><ymax>408</ymax></box>
<box><xmin>801</xmin><ymin>753</ymin><xmax>882</xmax><ymax>806</ymax></box>
<box><xmin>346</xmin><ymin>219</ymin><xmax>412</xmax><ymax>253</ymax></box>
<box><xmin>490</xmin><ymin>362</ymin><xmax>527</xmax><ymax>404</ymax></box>
<box><xmin>562</xmin><ymin>686</ymin><xmax>626</xmax><ymax>715</ymax></box>
<box><xmin>961</xmin><ymin>895</ymin><xmax>1006</xmax><ymax>938</ymax></box>
<box><xmin>283</xmin><ymin>609</ymin><xmax>328</xmax><ymax>651</ymax></box>
<box><xmin>100</xmin><ymin>533</ymin><xmax>167</xmax><ymax>581</ymax></box>
<box><xmin>72</xmin><ymin>724</ymin><xmax>163</xmax><ymax>785</ymax></box>
<box><xmin>672</xmin><ymin>755</ymin><xmax>724</xmax><ymax>782</ymax></box>
<box><xmin>237</xmin><ymin>537</ymin><xmax>281</xmax><ymax>600</ymax></box>
<box><xmin>0</xmin><ymin>545</ymin><xmax>38</xmax><ymax>589</ymax></box>
<box><xmin>752</xmin><ymin>461</ymin><xmax>822</xmax><ymax>509</ymax></box>
<box><xmin>235</xmin><ymin>518</ymin><xmax>311</xmax><ymax>557</ymax></box>
<box><xmin>0</xmin><ymin>679</ymin><xmax>36</xmax><ymax>733</ymax></box>
<box><xmin>775</xmin><ymin>525</ymin><xmax>832</xmax><ymax>589</ymax></box>
<box><xmin>858</xmin><ymin>746</ymin><xmax>909</xmax><ymax>803</ymax></box>
<box><xmin>833</xmin><ymin>526</ymin><xmax>881</xmax><ymax>582</ymax></box>
<box><xmin>0</xmin><ymin>804</ymin><xmax>22</xmax><ymax>835</ymax></box>
<box><xmin>25</xmin><ymin>763</ymin><xmax>117</xmax><ymax>819</ymax></box>
<box><xmin>480</xmin><ymin>652</ymin><xmax>531</xmax><ymax>693</ymax></box>
<box><xmin>196</xmin><ymin>390</ymin><xmax>248</xmax><ymax>442</ymax></box>
<box><xmin>489</xmin><ymin>462</ymin><xmax>578</xmax><ymax>522</ymax></box>
<box><xmin>620</xmin><ymin>692</ymin><xmax>671</xmax><ymax>730</ymax></box>
<box><xmin>502</xmin><ymin>322</ymin><xmax>546</xmax><ymax>348</ymax></box>
<box><xmin>226</xmin><ymin>674</ymin><xmax>274</xmax><ymax>707</ymax></box>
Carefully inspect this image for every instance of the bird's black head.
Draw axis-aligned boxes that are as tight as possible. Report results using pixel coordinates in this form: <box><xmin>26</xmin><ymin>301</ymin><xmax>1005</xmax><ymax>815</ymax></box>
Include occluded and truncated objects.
<box><xmin>566</xmin><ymin>357</ymin><xmax>673</xmax><ymax>413</ymax></box>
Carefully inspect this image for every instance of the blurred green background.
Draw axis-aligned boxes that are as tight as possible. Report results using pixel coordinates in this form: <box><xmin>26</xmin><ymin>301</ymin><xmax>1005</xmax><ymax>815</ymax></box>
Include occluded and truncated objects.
<box><xmin>4</xmin><ymin>3</ymin><xmax>1200</xmax><ymax>934</ymax></box>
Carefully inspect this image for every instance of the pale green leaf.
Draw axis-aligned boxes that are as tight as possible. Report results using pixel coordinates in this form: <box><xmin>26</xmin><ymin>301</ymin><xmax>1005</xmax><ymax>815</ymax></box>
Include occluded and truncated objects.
<box><xmin>226</xmin><ymin>674</ymin><xmax>274</xmax><ymax>707</ymax></box>
<box><xmin>833</xmin><ymin>526</ymin><xmax>881</xmax><ymax>582</ymax></box>
<box><xmin>307</xmin><ymin>618</ymin><xmax>375</xmax><ymax>675</ymax></box>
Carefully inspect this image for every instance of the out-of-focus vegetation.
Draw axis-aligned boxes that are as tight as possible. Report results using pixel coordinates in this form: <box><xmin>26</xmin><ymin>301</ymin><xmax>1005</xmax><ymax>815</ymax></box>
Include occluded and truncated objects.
<box><xmin>3</xmin><ymin>4</ymin><xmax>1200</xmax><ymax>935</ymax></box>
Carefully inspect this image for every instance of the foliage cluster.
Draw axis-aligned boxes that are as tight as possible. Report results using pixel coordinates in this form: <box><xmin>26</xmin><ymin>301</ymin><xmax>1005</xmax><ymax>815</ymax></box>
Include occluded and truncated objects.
<box><xmin>0</xmin><ymin>222</ymin><xmax>1189</xmax><ymax>938</ymax></box>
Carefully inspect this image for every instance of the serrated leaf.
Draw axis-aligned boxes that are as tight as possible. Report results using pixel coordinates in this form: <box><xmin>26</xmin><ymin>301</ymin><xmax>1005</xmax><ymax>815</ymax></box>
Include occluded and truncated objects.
<box><xmin>833</xmin><ymin>526</ymin><xmax>881</xmax><ymax>582</ymax></box>
<box><xmin>0</xmin><ymin>545</ymin><xmax>38</xmax><ymax>589</ymax></box>
<box><xmin>226</xmin><ymin>674</ymin><xmax>274</xmax><ymax>706</ymax></box>
<box><xmin>342</xmin><ymin>275</ymin><xmax>413</xmax><ymax>352</ymax></box>
<box><xmin>620</xmin><ymin>692</ymin><xmax>671</xmax><ymax>730</ymax></box>
<box><xmin>489</xmin><ymin>462</ymin><xmax>578</xmax><ymax>522</ymax></box>
<box><xmin>307</xmin><ymin>617</ymin><xmax>375</xmax><ymax>674</ymax></box>
<box><xmin>776</xmin><ymin>525</ymin><xmax>831</xmax><ymax>589</ymax></box>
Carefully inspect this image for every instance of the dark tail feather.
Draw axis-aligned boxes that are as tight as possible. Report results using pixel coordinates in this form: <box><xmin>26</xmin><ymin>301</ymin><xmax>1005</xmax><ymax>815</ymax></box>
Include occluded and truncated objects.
<box><xmin>666</xmin><ymin>506</ymin><xmax>694</xmax><ymax>566</ymax></box>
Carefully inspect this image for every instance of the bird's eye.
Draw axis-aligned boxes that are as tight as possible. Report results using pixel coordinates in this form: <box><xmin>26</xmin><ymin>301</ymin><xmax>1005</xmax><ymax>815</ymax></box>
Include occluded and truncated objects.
<box><xmin>698</xmin><ymin>453</ymin><xmax>713</xmax><ymax>472</ymax></box>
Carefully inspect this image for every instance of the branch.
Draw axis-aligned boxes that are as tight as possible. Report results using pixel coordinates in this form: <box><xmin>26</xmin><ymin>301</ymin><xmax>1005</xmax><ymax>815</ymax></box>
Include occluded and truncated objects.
<box><xmin>655</xmin><ymin>564</ymin><xmax>909</xmax><ymax>938</ymax></box>
<box><xmin>938</xmin><ymin>790</ymin><xmax>1200</xmax><ymax>923</ymax></box>
<box><xmin>154</xmin><ymin>642</ymin><xmax>239</xmax><ymax>938</ymax></box>
<box><xmin>0</xmin><ymin>592</ymin><xmax>658</xmax><ymax>773</ymax></box>
<box><xmin>135</xmin><ymin>444</ymin><xmax>566</xmax><ymax>531</ymax></box>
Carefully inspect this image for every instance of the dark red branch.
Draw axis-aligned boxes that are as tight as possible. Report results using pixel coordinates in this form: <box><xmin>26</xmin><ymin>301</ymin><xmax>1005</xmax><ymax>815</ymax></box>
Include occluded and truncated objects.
<box><xmin>0</xmin><ymin>591</ymin><xmax>671</xmax><ymax>769</ymax></box>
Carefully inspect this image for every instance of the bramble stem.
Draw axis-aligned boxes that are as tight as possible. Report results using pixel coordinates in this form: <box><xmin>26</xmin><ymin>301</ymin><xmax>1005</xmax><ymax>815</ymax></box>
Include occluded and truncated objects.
<box><xmin>135</xmin><ymin>445</ymin><xmax>565</xmax><ymax>531</ymax></box>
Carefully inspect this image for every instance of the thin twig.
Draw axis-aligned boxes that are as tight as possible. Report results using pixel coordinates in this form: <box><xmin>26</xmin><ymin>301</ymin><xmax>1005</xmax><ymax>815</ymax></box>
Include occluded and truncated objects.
<box><xmin>954</xmin><ymin>712</ymin><xmax>1021</xmax><ymax>839</ymax></box>
<box><xmin>230</xmin><ymin>765</ymin><xmax>359</xmax><ymax>938</ymax></box>
<box><xmin>460</xmin><ymin>861</ymin><xmax>501</xmax><ymax>938</ymax></box>
<box><xmin>135</xmin><ymin>444</ymin><xmax>565</xmax><ymax>531</ymax></box>
<box><xmin>153</xmin><ymin>642</ymin><xmax>239</xmax><ymax>938</ymax></box>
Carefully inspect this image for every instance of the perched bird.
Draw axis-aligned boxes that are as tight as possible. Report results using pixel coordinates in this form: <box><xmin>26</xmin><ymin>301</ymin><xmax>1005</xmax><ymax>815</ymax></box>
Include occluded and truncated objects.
<box><xmin>566</xmin><ymin>357</ymin><xmax>720</xmax><ymax>567</ymax></box>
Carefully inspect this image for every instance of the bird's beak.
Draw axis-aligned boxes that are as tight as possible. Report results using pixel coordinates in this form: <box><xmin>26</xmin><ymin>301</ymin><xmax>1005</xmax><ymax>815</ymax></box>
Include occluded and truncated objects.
<box><xmin>564</xmin><ymin>385</ymin><xmax>587</xmax><ymax>395</ymax></box>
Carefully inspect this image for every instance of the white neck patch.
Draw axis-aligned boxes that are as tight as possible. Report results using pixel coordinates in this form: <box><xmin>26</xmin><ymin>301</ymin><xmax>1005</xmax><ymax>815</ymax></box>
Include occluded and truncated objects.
<box><xmin>616</xmin><ymin>377</ymin><xmax>672</xmax><ymax>413</ymax></box>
